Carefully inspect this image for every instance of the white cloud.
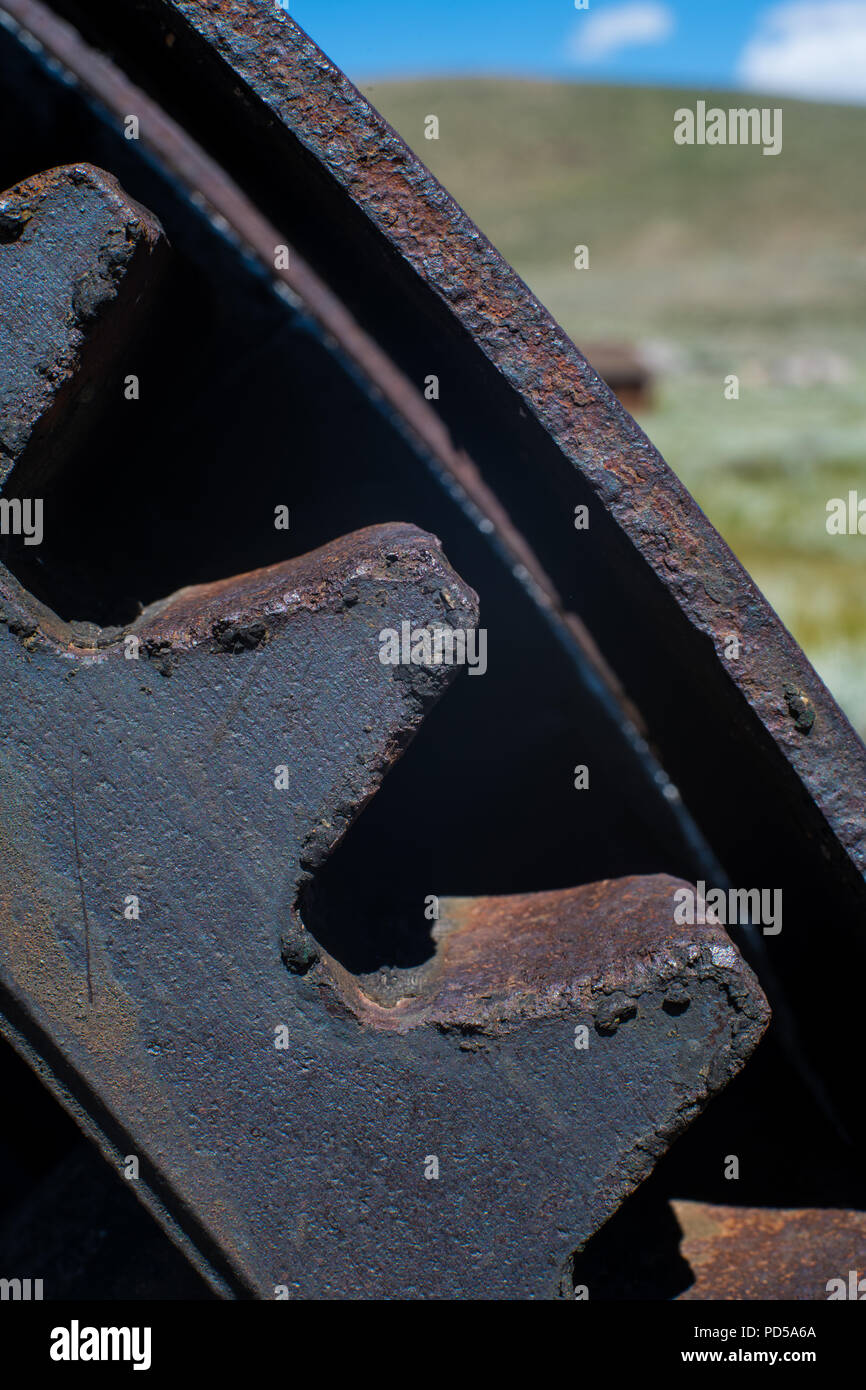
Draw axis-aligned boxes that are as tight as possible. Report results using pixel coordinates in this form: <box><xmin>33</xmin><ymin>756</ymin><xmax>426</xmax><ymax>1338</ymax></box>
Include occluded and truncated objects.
<box><xmin>738</xmin><ymin>1</ymin><xmax>866</xmax><ymax>102</ymax></box>
<box><xmin>567</xmin><ymin>2</ymin><xmax>675</xmax><ymax>63</ymax></box>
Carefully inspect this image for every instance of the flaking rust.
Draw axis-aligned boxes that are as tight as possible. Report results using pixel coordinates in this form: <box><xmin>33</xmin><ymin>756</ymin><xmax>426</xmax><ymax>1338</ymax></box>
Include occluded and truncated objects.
<box><xmin>0</xmin><ymin>516</ymin><xmax>768</xmax><ymax>1297</ymax></box>
<box><xmin>0</xmin><ymin>162</ymin><xmax>167</xmax><ymax>492</ymax></box>
<box><xmin>674</xmin><ymin>1202</ymin><xmax>866</xmax><ymax>1300</ymax></box>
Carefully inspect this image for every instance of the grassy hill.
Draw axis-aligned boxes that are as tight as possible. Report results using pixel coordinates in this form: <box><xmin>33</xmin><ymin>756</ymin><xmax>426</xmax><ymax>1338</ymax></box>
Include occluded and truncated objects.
<box><xmin>362</xmin><ymin>80</ymin><xmax>866</xmax><ymax>734</ymax></box>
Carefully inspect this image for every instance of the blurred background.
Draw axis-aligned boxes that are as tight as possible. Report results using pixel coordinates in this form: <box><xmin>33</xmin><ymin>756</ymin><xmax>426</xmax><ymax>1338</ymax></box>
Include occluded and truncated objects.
<box><xmin>292</xmin><ymin>0</ymin><xmax>866</xmax><ymax>735</ymax></box>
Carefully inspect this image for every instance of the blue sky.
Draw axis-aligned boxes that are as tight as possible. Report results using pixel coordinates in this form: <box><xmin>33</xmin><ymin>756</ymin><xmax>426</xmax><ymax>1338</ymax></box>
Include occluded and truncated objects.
<box><xmin>287</xmin><ymin>0</ymin><xmax>866</xmax><ymax>101</ymax></box>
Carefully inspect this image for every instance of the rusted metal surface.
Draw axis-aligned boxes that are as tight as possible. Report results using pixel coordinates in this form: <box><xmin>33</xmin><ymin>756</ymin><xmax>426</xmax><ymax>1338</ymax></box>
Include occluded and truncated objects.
<box><xmin>21</xmin><ymin>0</ymin><xmax>864</xmax><ymax>1145</ymax></box>
<box><xmin>0</xmin><ymin>161</ymin><xmax>165</xmax><ymax>492</ymax></box>
<box><xmin>673</xmin><ymin>1201</ymin><xmax>866</xmax><ymax>1301</ymax></box>
<box><xmin>0</xmin><ymin>508</ymin><xmax>768</xmax><ymax>1296</ymax></box>
<box><xmin>0</xmin><ymin>0</ymin><xmax>858</xmax><ymax>1299</ymax></box>
<box><xmin>335</xmin><ymin>876</ymin><xmax>770</xmax><ymax>1043</ymax></box>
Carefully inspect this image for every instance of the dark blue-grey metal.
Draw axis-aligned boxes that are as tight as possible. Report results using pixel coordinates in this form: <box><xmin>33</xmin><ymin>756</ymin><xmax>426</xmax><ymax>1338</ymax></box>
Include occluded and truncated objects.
<box><xmin>0</xmin><ymin>517</ymin><xmax>769</xmax><ymax>1297</ymax></box>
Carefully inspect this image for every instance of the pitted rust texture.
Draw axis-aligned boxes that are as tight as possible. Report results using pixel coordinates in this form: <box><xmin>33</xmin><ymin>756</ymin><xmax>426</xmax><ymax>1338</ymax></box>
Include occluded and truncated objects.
<box><xmin>0</xmin><ymin>522</ymin><xmax>478</xmax><ymax>1291</ymax></box>
<box><xmin>134</xmin><ymin>524</ymin><xmax>466</xmax><ymax>654</ymax></box>
<box><xmin>336</xmin><ymin>876</ymin><xmax>769</xmax><ymax>1044</ymax></box>
<box><xmin>0</xmin><ymin>513</ymin><xmax>768</xmax><ymax>1297</ymax></box>
<box><xmin>674</xmin><ymin>1201</ymin><xmax>866</xmax><ymax>1300</ymax></box>
<box><xmin>144</xmin><ymin>0</ymin><xmax>866</xmax><ymax>874</ymax></box>
<box><xmin>0</xmin><ymin>162</ymin><xmax>166</xmax><ymax>493</ymax></box>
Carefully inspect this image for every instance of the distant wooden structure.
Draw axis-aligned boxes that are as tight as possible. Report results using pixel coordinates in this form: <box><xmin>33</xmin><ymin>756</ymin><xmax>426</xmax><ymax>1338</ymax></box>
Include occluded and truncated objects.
<box><xmin>583</xmin><ymin>342</ymin><xmax>653</xmax><ymax>412</ymax></box>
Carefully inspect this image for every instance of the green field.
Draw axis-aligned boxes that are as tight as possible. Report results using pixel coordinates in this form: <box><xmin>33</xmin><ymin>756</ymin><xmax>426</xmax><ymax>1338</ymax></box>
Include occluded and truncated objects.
<box><xmin>362</xmin><ymin>80</ymin><xmax>866</xmax><ymax>734</ymax></box>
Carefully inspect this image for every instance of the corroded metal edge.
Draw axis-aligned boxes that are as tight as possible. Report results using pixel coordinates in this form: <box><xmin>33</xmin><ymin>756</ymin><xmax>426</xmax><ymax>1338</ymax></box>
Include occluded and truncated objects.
<box><xmin>0</xmin><ymin>159</ymin><xmax>167</xmax><ymax>489</ymax></box>
<box><xmin>0</xmin><ymin>521</ymin><xmax>479</xmax><ymax>656</ymax></box>
<box><xmin>327</xmin><ymin>874</ymin><xmax>770</xmax><ymax>1041</ymax></box>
